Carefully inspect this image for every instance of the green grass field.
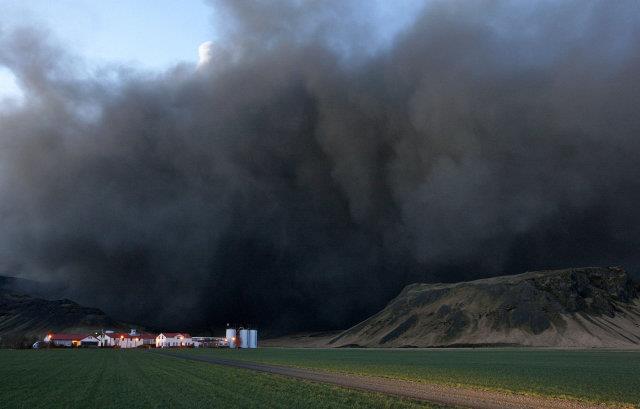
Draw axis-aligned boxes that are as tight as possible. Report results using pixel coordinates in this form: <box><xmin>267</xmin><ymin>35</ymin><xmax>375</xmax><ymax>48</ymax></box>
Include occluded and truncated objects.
<box><xmin>0</xmin><ymin>349</ymin><xmax>442</xmax><ymax>409</ymax></box>
<box><xmin>179</xmin><ymin>347</ymin><xmax>640</xmax><ymax>406</ymax></box>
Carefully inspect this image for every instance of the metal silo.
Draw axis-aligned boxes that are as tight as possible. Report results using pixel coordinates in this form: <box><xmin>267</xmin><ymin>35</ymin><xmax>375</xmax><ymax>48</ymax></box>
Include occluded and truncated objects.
<box><xmin>226</xmin><ymin>328</ymin><xmax>236</xmax><ymax>348</ymax></box>
<box><xmin>249</xmin><ymin>329</ymin><xmax>258</xmax><ymax>348</ymax></box>
<box><xmin>239</xmin><ymin>329</ymin><xmax>249</xmax><ymax>348</ymax></box>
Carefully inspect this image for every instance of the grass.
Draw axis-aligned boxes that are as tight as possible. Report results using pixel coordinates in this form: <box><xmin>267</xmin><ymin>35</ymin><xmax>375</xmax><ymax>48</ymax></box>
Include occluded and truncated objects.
<box><xmin>0</xmin><ymin>349</ymin><xmax>443</xmax><ymax>409</ymax></box>
<box><xmin>178</xmin><ymin>347</ymin><xmax>640</xmax><ymax>406</ymax></box>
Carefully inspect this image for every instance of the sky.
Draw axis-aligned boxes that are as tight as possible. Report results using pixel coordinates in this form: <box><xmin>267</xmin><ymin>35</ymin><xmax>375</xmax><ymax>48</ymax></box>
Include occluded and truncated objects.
<box><xmin>0</xmin><ymin>0</ymin><xmax>423</xmax><ymax>101</ymax></box>
<box><xmin>1</xmin><ymin>0</ymin><xmax>639</xmax><ymax>333</ymax></box>
<box><xmin>0</xmin><ymin>0</ymin><xmax>213</xmax><ymax>99</ymax></box>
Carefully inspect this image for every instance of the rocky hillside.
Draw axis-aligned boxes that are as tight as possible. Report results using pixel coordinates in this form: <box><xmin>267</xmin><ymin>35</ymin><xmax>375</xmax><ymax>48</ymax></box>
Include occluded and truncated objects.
<box><xmin>330</xmin><ymin>267</ymin><xmax>640</xmax><ymax>348</ymax></box>
<box><xmin>0</xmin><ymin>282</ymin><xmax>122</xmax><ymax>347</ymax></box>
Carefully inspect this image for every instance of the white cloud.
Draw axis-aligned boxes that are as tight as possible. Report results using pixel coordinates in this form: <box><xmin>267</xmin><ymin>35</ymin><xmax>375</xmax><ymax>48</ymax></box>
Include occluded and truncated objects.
<box><xmin>197</xmin><ymin>41</ymin><xmax>214</xmax><ymax>68</ymax></box>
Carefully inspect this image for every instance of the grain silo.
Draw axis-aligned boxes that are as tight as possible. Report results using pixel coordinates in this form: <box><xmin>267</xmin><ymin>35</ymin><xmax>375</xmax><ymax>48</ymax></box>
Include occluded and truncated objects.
<box><xmin>239</xmin><ymin>329</ymin><xmax>249</xmax><ymax>348</ymax></box>
<box><xmin>249</xmin><ymin>329</ymin><xmax>258</xmax><ymax>348</ymax></box>
<box><xmin>225</xmin><ymin>328</ymin><xmax>236</xmax><ymax>348</ymax></box>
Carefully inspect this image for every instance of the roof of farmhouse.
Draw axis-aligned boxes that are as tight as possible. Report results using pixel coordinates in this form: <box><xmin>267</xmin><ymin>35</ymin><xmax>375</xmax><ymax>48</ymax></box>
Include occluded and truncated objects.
<box><xmin>49</xmin><ymin>333</ymin><xmax>93</xmax><ymax>341</ymax></box>
<box><xmin>106</xmin><ymin>332</ymin><xmax>157</xmax><ymax>339</ymax></box>
<box><xmin>104</xmin><ymin>332</ymin><xmax>128</xmax><ymax>338</ymax></box>
<box><xmin>160</xmin><ymin>333</ymin><xmax>191</xmax><ymax>338</ymax></box>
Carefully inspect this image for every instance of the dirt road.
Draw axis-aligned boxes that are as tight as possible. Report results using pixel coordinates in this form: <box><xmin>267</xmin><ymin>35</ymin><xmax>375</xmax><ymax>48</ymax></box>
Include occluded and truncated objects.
<box><xmin>154</xmin><ymin>350</ymin><xmax>624</xmax><ymax>409</ymax></box>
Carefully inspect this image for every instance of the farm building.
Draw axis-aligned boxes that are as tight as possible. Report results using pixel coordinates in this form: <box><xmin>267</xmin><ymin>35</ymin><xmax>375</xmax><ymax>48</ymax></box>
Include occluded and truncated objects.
<box><xmin>156</xmin><ymin>333</ymin><xmax>193</xmax><ymax>348</ymax></box>
<box><xmin>95</xmin><ymin>329</ymin><xmax>157</xmax><ymax>348</ymax></box>
<box><xmin>107</xmin><ymin>333</ymin><xmax>130</xmax><ymax>347</ymax></box>
<box><xmin>118</xmin><ymin>334</ymin><xmax>142</xmax><ymax>348</ymax></box>
<box><xmin>81</xmin><ymin>335</ymin><xmax>99</xmax><ymax>346</ymax></box>
<box><xmin>117</xmin><ymin>332</ymin><xmax>157</xmax><ymax>348</ymax></box>
<box><xmin>139</xmin><ymin>333</ymin><xmax>157</xmax><ymax>346</ymax></box>
<box><xmin>44</xmin><ymin>334</ymin><xmax>99</xmax><ymax>347</ymax></box>
<box><xmin>42</xmin><ymin>328</ymin><xmax>254</xmax><ymax>349</ymax></box>
<box><xmin>192</xmin><ymin>336</ymin><xmax>228</xmax><ymax>347</ymax></box>
<box><xmin>96</xmin><ymin>329</ymin><xmax>156</xmax><ymax>348</ymax></box>
<box><xmin>96</xmin><ymin>332</ymin><xmax>119</xmax><ymax>347</ymax></box>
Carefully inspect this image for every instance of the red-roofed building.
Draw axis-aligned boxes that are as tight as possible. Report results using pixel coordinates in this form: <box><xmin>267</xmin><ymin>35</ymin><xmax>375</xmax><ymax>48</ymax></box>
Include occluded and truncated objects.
<box><xmin>138</xmin><ymin>333</ymin><xmax>157</xmax><ymax>346</ymax></box>
<box><xmin>96</xmin><ymin>332</ymin><xmax>127</xmax><ymax>347</ymax></box>
<box><xmin>44</xmin><ymin>333</ymin><xmax>99</xmax><ymax>347</ymax></box>
<box><xmin>119</xmin><ymin>333</ymin><xmax>142</xmax><ymax>349</ymax></box>
<box><xmin>156</xmin><ymin>333</ymin><xmax>193</xmax><ymax>348</ymax></box>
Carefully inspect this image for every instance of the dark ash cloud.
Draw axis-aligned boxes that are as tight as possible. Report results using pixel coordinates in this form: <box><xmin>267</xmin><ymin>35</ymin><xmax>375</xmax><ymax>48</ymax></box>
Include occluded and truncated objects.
<box><xmin>1</xmin><ymin>0</ymin><xmax>640</xmax><ymax>331</ymax></box>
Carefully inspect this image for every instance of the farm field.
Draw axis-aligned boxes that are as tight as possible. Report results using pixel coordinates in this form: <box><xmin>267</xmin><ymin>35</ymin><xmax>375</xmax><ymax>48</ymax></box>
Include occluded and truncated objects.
<box><xmin>0</xmin><ymin>349</ymin><xmax>443</xmax><ymax>409</ymax></box>
<box><xmin>177</xmin><ymin>347</ymin><xmax>640</xmax><ymax>407</ymax></box>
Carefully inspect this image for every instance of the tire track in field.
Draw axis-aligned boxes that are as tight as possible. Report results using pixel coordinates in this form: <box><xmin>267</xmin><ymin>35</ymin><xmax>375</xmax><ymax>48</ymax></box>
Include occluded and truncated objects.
<box><xmin>152</xmin><ymin>350</ymin><xmax>627</xmax><ymax>409</ymax></box>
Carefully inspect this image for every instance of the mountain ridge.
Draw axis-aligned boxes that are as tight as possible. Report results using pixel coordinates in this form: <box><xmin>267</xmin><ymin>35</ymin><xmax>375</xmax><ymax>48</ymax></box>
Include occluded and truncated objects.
<box><xmin>0</xmin><ymin>278</ymin><xmax>129</xmax><ymax>347</ymax></box>
<box><xmin>330</xmin><ymin>266</ymin><xmax>640</xmax><ymax>348</ymax></box>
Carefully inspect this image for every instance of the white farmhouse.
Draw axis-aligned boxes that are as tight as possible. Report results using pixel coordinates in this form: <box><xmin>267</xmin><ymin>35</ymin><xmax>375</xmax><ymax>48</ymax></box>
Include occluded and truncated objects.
<box><xmin>119</xmin><ymin>334</ymin><xmax>143</xmax><ymax>349</ymax></box>
<box><xmin>96</xmin><ymin>332</ymin><xmax>119</xmax><ymax>347</ymax></box>
<box><xmin>109</xmin><ymin>332</ymin><xmax>129</xmax><ymax>347</ymax></box>
<box><xmin>156</xmin><ymin>333</ymin><xmax>193</xmax><ymax>348</ymax></box>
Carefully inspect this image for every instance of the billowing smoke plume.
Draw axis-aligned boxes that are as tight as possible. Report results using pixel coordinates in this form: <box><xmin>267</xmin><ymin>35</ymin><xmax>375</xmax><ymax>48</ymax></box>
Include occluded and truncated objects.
<box><xmin>1</xmin><ymin>0</ymin><xmax>640</xmax><ymax>331</ymax></box>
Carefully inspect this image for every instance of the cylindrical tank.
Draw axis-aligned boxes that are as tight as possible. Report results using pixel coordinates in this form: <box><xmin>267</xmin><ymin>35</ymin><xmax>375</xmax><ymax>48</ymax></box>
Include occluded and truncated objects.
<box><xmin>225</xmin><ymin>328</ymin><xmax>236</xmax><ymax>348</ymax></box>
<box><xmin>239</xmin><ymin>329</ymin><xmax>249</xmax><ymax>348</ymax></box>
<box><xmin>249</xmin><ymin>330</ymin><xmax>258</xmax><ymax>348</ymax></box>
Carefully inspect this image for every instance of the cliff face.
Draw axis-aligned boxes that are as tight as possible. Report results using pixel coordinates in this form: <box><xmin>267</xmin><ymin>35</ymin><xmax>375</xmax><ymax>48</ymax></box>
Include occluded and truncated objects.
<box><xmin>330</xmin><ymin>267</ymin><xmax>640</xmax><ymax>348</ymax></box>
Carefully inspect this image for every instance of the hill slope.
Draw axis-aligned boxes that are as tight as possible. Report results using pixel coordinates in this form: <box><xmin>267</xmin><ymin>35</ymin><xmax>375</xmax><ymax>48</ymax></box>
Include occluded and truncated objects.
<box><xmin>0</xmin><ymin>285</ymin><xmax>122</xmax><ymax>347</ymax></box>
<box><xmin>0</xmin><ymin>276</ymin><xmax>66</xmax><ymax>300</ymax></box>
<box><xmin>330</xmin><ymin>267</ymin><xmax>640</xmax><ymax>348</ymax></box>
